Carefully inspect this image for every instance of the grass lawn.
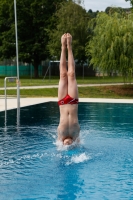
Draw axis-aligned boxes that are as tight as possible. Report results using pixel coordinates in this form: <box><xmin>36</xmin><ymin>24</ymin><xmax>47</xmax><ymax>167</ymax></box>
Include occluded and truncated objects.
<box><xmin>0</xmin><ymin>76</ymin><xmax>127</xmax><ymax>87</ymax></box>
<box><xmin>0</xmin><ymin>76</ymin><xmax>133</xmax><ymax>99</ymax></box>
<box><xmin>0</xmin><ymin>85</ymin><xmax>133</xmax><ymax>99</ymax></box>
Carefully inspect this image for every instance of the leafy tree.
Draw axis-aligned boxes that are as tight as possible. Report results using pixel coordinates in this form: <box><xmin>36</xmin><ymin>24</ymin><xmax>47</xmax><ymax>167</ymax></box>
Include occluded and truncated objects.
<box><xmin>47</xmin><ymin>1</ymin><xmax>89</xmax><ymax>64</ymax></box>
<box><xmin>0</xmin><ymin>0</ymin><xmax>15</xmax><ymax>58</ymax></box>
<box><xmin>105</xmin><ymin>6</ymin><xmax>131</xmax><ymax>15</ymax></box>
<box><xmin>0</xmin><ymin>0</ymin><xmax>66</xmax><ymax>78</ymax></box>
<box><xmin>87</xmin><ymin>9</ymin><xmax>99</xmax><ymax>19</ymax></box>
<box><xmin>105</xmin><ymin>7</ymin><xmax>123</xmax><ymax>14</ymax></box>
<box><xmin>85</xmin><ymin>12</ymin><xmax>133</xmax><ymax>82</ymax></box>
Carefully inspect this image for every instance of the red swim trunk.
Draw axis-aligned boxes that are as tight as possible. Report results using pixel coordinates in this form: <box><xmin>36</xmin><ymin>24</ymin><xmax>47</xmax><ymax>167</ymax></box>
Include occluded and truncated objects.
<box><xmin>58</xmin><ymin>94</ymin><xmax>78</xmax><ymax>106</ymax></box>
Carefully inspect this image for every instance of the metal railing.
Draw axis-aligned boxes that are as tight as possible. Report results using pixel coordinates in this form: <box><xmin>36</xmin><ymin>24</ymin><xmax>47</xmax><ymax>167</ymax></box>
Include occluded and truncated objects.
<box><xmin>4</xmin><ymin>77</ymin><xmax>20</xmax><ymax>130</ymax></box>
<box><xmin>4</xmin><ymin>77</ymin><xmax>18</xmax><ymax>111</ymax></box>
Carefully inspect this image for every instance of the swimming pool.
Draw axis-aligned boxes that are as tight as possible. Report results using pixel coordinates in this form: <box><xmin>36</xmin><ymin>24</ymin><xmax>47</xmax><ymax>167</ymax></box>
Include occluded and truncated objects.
<box><xmin>0</xmin><ymin>102</ymin><xmax>133</xmax><ymax>200</ymax></box>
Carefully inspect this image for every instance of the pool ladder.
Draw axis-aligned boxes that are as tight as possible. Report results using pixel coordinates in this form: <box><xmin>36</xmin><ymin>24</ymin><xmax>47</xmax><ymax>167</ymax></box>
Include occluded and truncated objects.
<box><xmin>4</xmin><ymin>77</ymin><xmax>20</xmax><ymax>129</ymax></box>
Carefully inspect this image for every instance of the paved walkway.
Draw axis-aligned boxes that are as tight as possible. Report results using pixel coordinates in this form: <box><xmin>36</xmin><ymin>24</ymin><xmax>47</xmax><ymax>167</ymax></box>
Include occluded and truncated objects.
<box><xmin>0</xmin><ymin>83</ymin><xmax>129</xmax><ymax>90</ymax></box>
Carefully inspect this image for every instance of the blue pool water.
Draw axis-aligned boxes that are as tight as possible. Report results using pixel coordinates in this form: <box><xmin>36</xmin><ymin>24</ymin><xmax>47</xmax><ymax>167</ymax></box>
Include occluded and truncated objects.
<box><xmin>0</xmin><ymin>102</ymin><xmax>133</xmax><ymax>200</ymax></box>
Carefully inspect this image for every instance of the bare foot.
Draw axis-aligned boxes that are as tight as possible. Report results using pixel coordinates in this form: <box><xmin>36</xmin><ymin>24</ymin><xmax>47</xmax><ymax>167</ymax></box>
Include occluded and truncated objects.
<box><xmin>61</xmin><ymin>33</ymin><xmax>67</xmax><ymax>49</ymax></box>
<box><xmin>67</xmin><ymin>33</ymin><xmax>72</xmax><ymax>49</ymax></box>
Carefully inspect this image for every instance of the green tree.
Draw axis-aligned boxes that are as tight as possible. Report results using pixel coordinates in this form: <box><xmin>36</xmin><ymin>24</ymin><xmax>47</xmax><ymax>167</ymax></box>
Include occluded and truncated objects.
<box><xmin>0</xmin><ymin>0</ymin><xmax>66</xmax><ymax>78</ymax></box>
<box><xmin>47</xmin><ymin>1</ymin><xmax>89</xmax><ymax>64</ymax></box>
<box><xmin>0</xmin><ymin>0</ymin><xmax>15</xmax><ymax>58</ymax></box>
<box><xmin>86</xmin><ymin>12</ymin><xmax>133</xmax><ymax>82</ymax></box>
<box><xmin>105</xmin><ymin>6</ymin><xmax>131</xmax><ymax>15</ymax></box>
<box><xmin>87</xmin><ymin>9</ymin><xmax>99</xmax><ymax>18</ymax></box>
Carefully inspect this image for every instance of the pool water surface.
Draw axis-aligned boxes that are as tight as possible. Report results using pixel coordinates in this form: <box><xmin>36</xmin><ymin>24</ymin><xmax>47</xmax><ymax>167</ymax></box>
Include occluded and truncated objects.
<box><xmin>0</xmin><ymin>102</ymin><xmax>133</xmax><ymax>200</ymax></box>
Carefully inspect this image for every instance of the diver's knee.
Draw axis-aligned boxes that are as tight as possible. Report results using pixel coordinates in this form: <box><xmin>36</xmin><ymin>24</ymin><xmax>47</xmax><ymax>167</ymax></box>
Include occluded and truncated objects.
<box><xmin>60</xmin><ymin>72</ymin><xmax>67</xmax><ymax>80</ymax></box>
<box><xmin>67</xmin><ymin>71</ymin><xmax>75</xmax><ymax>79</ymax></box>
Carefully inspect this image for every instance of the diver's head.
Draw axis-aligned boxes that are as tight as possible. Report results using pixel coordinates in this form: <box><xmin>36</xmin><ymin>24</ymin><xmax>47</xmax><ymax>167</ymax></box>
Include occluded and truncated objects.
<box><xmin>63</xmin><ymin>137</ymin><xmax>73</xmax><ymax>145</ymax></box>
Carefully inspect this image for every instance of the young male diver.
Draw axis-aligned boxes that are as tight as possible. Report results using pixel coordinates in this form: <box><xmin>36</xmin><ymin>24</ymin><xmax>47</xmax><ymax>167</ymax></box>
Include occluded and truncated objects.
<box><xmin>57</xmin><ymin>33</ymin><xmax>80</xmax><ymax>145</ymax></box>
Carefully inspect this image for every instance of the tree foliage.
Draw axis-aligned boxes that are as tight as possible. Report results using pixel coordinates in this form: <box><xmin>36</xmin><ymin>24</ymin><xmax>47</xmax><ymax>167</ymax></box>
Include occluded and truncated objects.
<box><xmin>0</xmin><ymin>0</ymin><xmax>66</xmax><ymax>77</ymax></box>
<box><xmin>47</xmin><ymin>1</ymin><xmax>89</xmax><ymax>63</ymax></box>
<box><xmin>105</xmin><ymin>6</ymin><xmax>131</xmax><ymax>15</ymax></box>
<box><xmin>86</xmin><ymin>12</ymin><xmax>133</xmax><ymax>82</ymax></box>
<box><xmin>0</xmin><ymin>0</ymin><xmax>15</xmax><ymax>58</ymax></box>
<box><xmin>87</xmin><ymin>9</ymin><xmax>99</xmax><ymax>18</ymax></box>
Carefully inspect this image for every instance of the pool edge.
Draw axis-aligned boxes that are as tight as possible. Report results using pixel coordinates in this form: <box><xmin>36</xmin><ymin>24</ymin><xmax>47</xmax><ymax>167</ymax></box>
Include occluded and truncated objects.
<box><xmin>1</xmin><ymin>97</ymin><xmax>133</xmax><ymax>112</ymax></box>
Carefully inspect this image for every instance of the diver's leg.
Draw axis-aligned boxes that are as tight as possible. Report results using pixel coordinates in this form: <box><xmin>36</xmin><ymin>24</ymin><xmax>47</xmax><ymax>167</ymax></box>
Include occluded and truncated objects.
<box><xmin>67</xmin><ymin>33</ymin><xmax>78</xmax><ymax>98</ymax></box>
<box><xmin>58</xmin><ymin>33</ymin><xmax>68</xmax><ymax>100</ymax></box>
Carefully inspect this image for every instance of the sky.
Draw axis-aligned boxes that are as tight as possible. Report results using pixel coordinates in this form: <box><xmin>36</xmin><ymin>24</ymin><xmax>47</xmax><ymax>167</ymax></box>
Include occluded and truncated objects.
<box><xmin>82</xmin><ymin>0</ymin><xmax>131</xmax><ymax>11</ymax></box>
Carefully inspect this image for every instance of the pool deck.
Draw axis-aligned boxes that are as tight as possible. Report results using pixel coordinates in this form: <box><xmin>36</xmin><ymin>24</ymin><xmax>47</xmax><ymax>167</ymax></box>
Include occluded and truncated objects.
<box><xmin>0</xmin><ymin>97</ymin><xmax>133</xmax><ymax>111</ymax></box>
<box><xmin>0</xmin><ymin>82</ymin><xmax>133</xmax><ymax>111</ymax></box>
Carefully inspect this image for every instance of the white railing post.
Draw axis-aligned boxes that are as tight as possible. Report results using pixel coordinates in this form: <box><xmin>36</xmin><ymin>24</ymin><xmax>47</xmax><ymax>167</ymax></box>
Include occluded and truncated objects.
<box><xmin>4</xmin><ymin>77</ymin><xmax>17</xmax><ymax>128</ymax></box>
<box><xmin>4</xmin><ymin>77</ymin><xmax>17</xmax><ymax>111</ymax></box>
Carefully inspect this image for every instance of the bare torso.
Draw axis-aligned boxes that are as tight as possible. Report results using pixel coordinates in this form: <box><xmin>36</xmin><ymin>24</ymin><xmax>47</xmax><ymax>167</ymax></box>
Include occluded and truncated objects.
<box><xmin>57</xmin><ymin>104</ymin><xmax>80</xmax><ymax>141</ymax></box>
